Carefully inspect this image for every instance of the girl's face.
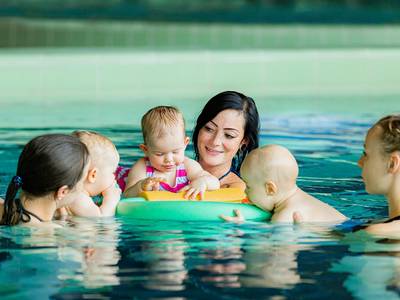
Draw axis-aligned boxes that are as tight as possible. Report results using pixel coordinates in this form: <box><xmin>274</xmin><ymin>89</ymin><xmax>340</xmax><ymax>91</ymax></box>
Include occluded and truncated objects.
<box><xmin>197</xmin><ymin>109</ymin><xmax>247</xmax><ymax>171</ymax></box>
<box><xmin>358</xmin><ymin>126</ymin><xmax>391</xmax><ymax>195</ymax></box>
<box><xmin>142</xmin><ymin>129</ymin><xmax>189</xmax><ymax>173</ymax></box>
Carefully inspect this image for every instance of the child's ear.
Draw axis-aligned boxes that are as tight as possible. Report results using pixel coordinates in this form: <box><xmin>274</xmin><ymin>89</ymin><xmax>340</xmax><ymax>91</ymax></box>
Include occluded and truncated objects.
<box><xmin>388</xmin><ymin>152</ymin><xmax>400</xmax><ymax>173</ymax></box>
<box><xmin>87</xmin><ymin>168</ymin><xmax>98</xmax><ymax>184</ymax></box>
<box><xmin>184</xmin><ymin>137</ymin><xmax>190</xmax><ymax>146</ymax></box>
<box><xmin>265</xmin><ymin>181</ymin><xmax>277</xmax><ymax>195</ymax></box>
<box><xmin>139</xmin><ymin>144</ymin><xmax>148</xmax><ymax>154</ymax></box>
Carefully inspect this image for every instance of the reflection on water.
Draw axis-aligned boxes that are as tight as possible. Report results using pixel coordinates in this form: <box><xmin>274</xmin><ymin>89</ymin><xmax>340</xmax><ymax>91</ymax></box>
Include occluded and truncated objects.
<box><xmin>0</xmin><ymin>205</ymin><xmax>398</xmax><ymax>299</ymax></box>
<box><xmin>0</xmin><ymin>219</ymin><xmax>121</xmax><ymax>298</ymax></box>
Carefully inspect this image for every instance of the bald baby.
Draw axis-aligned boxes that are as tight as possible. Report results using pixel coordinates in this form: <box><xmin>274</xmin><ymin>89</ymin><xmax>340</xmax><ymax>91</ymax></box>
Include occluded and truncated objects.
<box><xmin>239</xmin><ymin>145</ymin><xmax>346</xmax><ymax>223</ymax></box>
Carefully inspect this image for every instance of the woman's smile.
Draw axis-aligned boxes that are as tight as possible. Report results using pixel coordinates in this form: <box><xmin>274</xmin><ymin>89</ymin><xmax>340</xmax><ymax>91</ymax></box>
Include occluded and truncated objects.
<box><xmin>205</xmin><ymin>146</ymin><xmax>224</xmax><ymax>155</ymax></box>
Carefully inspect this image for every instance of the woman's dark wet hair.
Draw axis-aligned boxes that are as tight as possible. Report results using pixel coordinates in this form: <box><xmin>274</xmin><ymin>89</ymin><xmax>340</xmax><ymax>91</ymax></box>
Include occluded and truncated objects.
<box><xmin>192</xmin><ymin>91</ymin><xmax>260</xmax><ymax>174</ymax></box>
<box><xmin>1</xmin><ymin>134</ymin><xmax>89</xmax><ymax>226</ymax></box>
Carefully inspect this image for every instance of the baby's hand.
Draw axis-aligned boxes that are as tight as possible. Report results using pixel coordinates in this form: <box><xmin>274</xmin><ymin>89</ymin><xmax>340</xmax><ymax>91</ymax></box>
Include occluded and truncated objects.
<box><xmin>141</xmin><ymin>177</ymin><xmax>164</xmax><ymax>191</ymax></box>
<box><xmin>220</xmin><ymin>209</ymin><xmax>245</xmax><ymax>224</ymax></box>
<box><xmin>102</xmin><ymin>180</ymin><xmax>121</xmax><ymax>200</ymax></box>
<box><xmin>181</xmin><ymin>177</ymin><xmax>207</xmax><ymax>200</ymax></box>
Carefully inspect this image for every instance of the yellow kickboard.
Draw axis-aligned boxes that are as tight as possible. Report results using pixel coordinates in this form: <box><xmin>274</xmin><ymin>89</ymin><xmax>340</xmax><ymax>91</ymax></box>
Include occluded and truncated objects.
<box><xmin>138</xmin><ymin>188</ymin><xmax>246</xmax><ymax>203</ymax></box>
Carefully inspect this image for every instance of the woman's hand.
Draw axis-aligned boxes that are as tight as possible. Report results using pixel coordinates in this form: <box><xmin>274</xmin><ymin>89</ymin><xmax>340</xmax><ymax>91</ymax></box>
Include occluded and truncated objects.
<box><xmin>219</xmin><ymin>209</ymin><xmax>245</xmax><ymax>224</ymax></box>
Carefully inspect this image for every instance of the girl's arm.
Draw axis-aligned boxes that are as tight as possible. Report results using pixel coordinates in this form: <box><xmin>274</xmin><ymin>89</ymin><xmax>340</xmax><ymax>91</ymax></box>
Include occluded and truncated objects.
<box><xmin>123</xmin><ymin>158</ymin><xmax>148</xmax><ymax>198</ymax></box>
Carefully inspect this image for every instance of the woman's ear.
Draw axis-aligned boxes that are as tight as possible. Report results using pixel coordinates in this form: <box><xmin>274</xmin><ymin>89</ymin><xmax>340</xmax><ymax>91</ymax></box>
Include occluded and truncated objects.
<box><xmin>265</xmin><ymin>181</ymin><xmax>278</xmax><ymax>195</ymax></box>
<box><xmin>388</xmin><ymin>152</ymin><xmax>400</xmax><ymax>173</ymax></box>
<box><xmin>240</xmin><ymin>137</ymin><xmax>249</xmax><ymax>151</ymax></box>
<box><xmin>87</xmin><ymin>168</ymin><xmax>98</xmax><ymax>184</ymax></box>
<box><xmin>55</xmin><ymin>185</ymin><xmax>70</xmax><ymax>201</ymax></box>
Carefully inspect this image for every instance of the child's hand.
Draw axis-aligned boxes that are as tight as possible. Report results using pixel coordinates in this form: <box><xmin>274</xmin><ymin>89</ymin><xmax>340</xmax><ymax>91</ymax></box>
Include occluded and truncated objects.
<box><xmin>102</xmin><ymin>180</ymin><xmax>121</xmax><ymax>200</ymax></box>
<box><xmin>141</xmin><ymin>177</ymin><xmax>164</xmax><ymax>191</ymax></box>
<box><xmin>181</xmin><ymin>177</ymin><xmax>207</xmax><ymax>200</ymax></box>
<box><xmin>220</xmin><ymin>209</ymin><xmax>245</xmax><ymax>224</ymax></box>
<box><xmin>55</xmin><ymin>207</ymin><xmax>69</xmax><ymax>219</ymax></box>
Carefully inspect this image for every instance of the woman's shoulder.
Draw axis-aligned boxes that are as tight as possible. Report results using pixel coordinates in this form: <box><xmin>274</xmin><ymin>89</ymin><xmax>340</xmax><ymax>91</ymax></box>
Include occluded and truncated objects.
<box><xmin>220</xmin><ymin>172</ymin><xmax>246</xmax><ymax>191</ymax></box>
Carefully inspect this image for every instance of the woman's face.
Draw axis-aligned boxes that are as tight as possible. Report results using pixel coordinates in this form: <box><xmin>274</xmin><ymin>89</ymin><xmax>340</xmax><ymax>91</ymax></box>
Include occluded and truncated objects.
<box><xmin>358</xmin><ymin>126</ymin><xmax>391</xmax><ymax>195</ymax></box>
<box><xmin>197</xmin><ymin>109</ymin><xmax>247</xmax><ymax>171</ymax></box>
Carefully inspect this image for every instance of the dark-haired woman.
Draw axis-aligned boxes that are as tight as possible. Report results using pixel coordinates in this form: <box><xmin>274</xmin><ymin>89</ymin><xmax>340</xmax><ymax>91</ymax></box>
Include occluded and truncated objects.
<box><xmin>192</xmin><ymin>91</ymin><xmax>260</xmax><ymax>190</ymax></box>
<box><xmin>0</xmin><ymin>134</ymin><xmax>89</xmax><ymax>226</ymax></box>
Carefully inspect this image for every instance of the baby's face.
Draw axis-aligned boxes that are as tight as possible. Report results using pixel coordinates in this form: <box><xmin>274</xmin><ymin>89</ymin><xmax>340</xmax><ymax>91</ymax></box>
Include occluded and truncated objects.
<box><xmin>241</xmin><ymin>159</ymin><xmax>275</xmax><ymax>211</ymax></box>
<box><xmin>144</xmin><ymin>131</ymin><xmax>189</xmax><ymax>173</ymax></box>
<box><xmin>93</xmin><ymin>150</ymin><xmax>120</xmax><ymax>194</ymax></box>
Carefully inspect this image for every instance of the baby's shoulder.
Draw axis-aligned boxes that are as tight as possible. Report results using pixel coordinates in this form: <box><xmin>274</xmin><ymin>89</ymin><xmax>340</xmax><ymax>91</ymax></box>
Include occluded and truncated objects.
<box><xmin>130</xmin><ymin>157</ymin><xmax>147</xmax><ymax>170</ymax></box>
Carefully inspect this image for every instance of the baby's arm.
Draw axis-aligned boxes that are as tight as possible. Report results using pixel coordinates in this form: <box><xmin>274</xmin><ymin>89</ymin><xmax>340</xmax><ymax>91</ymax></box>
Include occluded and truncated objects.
<box><xmin>68</xmin><ymin>184</ymin><xmax>120</xmax><ymax>217</ymax></box>
<box><xmin>182</xmin><ymin>157</ymin><xmax>220</xmax><ymax>199</ymax></box>
<box><xmin>123</xmin><ymin>158</ymin><xmax>164</xmax><ymax>197</ymax></box>
<box><xmin>123</xmin><ymin>159</ymin><xmax>147</xmax><ymax>198</ymax></box>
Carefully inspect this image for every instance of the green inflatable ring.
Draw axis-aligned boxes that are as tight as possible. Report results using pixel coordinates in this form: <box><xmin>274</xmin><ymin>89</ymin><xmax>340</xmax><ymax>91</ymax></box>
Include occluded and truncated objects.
<box><xmin>116</xmin><ymin>198</ymin><xmax>271</xmax><ymax>222</ymax></box>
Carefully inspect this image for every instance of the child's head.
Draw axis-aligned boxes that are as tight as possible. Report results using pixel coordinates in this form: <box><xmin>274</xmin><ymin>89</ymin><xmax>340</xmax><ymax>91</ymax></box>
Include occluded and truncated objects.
<box><xmin>1</xmin><ymin>134</ymin><xmax>89</xmax><ymax>225</ymax></box>
<box><xmin>72</xmin><ymin>130</ymin><xmax>120</xmax><ymax>196</ymax></box>
<box><xmin>358</xmin><ymin>114</ymin><xmax>400</xmax><ymax>194</ymax></box>
<box><xmin>241</xmin><ymin>145</ymin><xmax>298</xmax><ymax>211</ymax></box>
<box><xmin>140</xmin><ymin>106</ymin><xmax>189</xmax><ymax>172</ymax></box>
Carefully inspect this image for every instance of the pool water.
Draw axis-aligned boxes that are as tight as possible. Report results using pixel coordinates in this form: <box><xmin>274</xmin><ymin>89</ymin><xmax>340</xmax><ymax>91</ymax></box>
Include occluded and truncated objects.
<box><xmin>0</xmin><ymin>98</ymin><xmax>400</xmax><ymax>300</ymax></box>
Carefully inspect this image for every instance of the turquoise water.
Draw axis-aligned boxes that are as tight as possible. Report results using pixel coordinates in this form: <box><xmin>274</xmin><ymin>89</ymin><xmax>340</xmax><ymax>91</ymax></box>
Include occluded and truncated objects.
<box><xmin>0</xmin><ymin>97</ymin><xmax>399</xmax><ymax>299</ymax></box>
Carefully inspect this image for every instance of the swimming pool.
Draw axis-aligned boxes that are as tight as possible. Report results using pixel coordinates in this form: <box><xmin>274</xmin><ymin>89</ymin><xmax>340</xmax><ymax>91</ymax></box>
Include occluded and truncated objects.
<box><xmin>1</xmin><ymin>50</ymin><xmax>400</xmax><ymax>299</ymax></box>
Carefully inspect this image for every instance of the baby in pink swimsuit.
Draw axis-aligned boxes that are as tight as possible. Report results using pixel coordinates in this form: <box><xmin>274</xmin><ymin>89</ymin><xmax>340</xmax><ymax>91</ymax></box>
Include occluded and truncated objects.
<box><xmin>123</xmin><ymin>106</ymin><xmax>220</xmax><ymax>199</ymax></box>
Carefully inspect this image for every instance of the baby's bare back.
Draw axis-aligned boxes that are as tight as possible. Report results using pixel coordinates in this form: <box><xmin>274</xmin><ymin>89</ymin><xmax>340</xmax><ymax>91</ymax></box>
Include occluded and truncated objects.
<box><xmin>272</xmin><ymin>189</ymin><xmax>346</xmax><ymax>223</ymax></box>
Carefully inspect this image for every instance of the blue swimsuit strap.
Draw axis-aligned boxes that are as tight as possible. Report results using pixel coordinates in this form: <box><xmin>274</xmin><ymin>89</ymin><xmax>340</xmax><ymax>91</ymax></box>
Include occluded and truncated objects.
<box><xmin>384</xmin><ymin>215</ymin><xmax>400</xmax><ymax>223</ymax></box>
<box><xmin>218</xmin><ymin>169</ymin><xmax>231</xmax><ymax>181</ymax></box>
<box><xmin>218</xmin><ymin>167</ymin><xmax>241</xmax><ymax>181</ymax></box>
<box><xmin>351</xmin><ymin>215</ymin><xmax>400</xmax><ymax>232</ymax></box>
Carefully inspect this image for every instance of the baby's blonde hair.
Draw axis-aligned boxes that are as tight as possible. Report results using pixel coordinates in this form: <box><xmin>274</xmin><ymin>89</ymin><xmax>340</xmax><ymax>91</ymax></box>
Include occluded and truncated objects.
<box><xmin>141</xmin><ymin>106</ymin><xmax>186</xmax><ymax>145</ymax></box>
<box><xmin>374</xmin><ymin>114</ymin><xmax>400</xmax><ymax>154</ymax></box>
<box><xmin>72</xmin><ymin>130</ymin><xmax>118</xmax><ymax>165</ymax></box>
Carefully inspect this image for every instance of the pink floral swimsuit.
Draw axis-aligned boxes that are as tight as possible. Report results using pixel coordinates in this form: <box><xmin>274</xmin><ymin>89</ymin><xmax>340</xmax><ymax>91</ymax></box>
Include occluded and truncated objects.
<box><xmin>144</xmin><ymin>157</ymin><xmax>189</xmax><ymax>192</ymax></box>
<box><xmin>115</xmin><ymin>158</ymin><xmax>190</xmax><ymax>193</ymax></box>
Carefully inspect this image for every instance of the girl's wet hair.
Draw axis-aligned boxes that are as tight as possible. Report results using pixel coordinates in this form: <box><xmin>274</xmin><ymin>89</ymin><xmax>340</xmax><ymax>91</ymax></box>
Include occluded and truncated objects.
<box><xmin>192</xmin><ymin>91</ymin><xmax>260</xmax><ymax>174</ymax></box>
<box><xmin>374</xmin><ymin>114</ymin><xmax>400</xmax><ymax>154</ymax></box>
<box><xmin>141</xmin><ymin>106</ymin><xmax>186</xmax><ymax>145</ymax></box>
<box><xmin>1</xmin><ymin>134</ymin><xmax>89</xmax><ymax>226</ymax></box>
